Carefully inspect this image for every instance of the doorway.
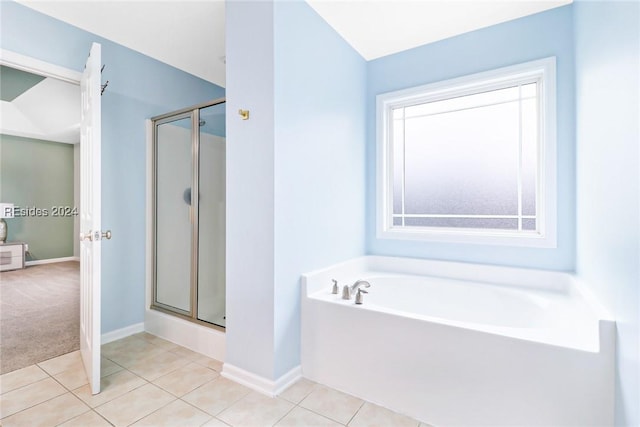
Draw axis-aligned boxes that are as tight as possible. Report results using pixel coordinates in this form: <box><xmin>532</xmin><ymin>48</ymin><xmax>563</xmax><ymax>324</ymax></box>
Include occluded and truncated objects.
<box><xmin>0</xmin><ymin>59</ymin><xmax>81</xmax><ymax>373</ymax></box>
<box><xmin>0</xmin><ymin>47</ymin><xmax>103</xmax><ymax>396</ymax></box>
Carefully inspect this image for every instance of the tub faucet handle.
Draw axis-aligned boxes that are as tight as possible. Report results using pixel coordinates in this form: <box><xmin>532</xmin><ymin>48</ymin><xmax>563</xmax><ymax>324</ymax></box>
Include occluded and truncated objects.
<box><xmin>331</xmin><ymin>279</ymin><xmax>338</xmax><ymax>294</ymax></box>
<box><xmin>355</xmin><ymin>288</ymin><xmax>368</xmax><ymax>305</ymax></box>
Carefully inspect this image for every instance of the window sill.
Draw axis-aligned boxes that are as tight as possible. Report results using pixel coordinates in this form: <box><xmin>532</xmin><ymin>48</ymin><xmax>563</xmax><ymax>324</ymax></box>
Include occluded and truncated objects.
<box><xmin>377</xmin><ymin>226</ymin><xmax>557</xmax><ymax>248</ymax></box>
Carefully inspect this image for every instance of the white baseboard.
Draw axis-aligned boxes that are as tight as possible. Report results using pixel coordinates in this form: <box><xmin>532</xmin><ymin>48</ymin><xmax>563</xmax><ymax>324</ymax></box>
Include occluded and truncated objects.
<box><xmin>26</xmin><ymin>256</ymin><xmax>79</xmax><ymax>266</ymax></box>
<box><xmin>222</xmin><ymin>364</ymin><xmax>302</xmax><ymax>397</ymax></box>
<box><xmin>101</xmin><ymin>322</ymin><xmax>145</xmax><ymax>344</ymax></box>
<box><xmin>275</xmin><ymin>365</ymin><xmax>303</xmax><ymax>395</ymax></box>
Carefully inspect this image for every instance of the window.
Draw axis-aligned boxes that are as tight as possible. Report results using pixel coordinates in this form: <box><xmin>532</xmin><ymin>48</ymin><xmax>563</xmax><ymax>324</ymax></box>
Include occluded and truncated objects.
<box><xmin>377</xmin><ymin>57</ymin><xmax>556</xmax><ymax>247</ymax></box>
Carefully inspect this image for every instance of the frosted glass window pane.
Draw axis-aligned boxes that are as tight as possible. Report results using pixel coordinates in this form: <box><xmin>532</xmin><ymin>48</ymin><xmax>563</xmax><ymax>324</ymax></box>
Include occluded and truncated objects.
<box><xmin>392</xmin><ymin>119</ymin><xmax>404</xmax><ymax>214</ymax></box>
<box><xmin>403</xmin><ymin>101</ymin><xmax>519</xmax><ymax>215</ymax></box>
<box><xmin>521</xmin><ymin>96</ymin><xmax>538</xmax><ymax>216</ymax></box>
<box><xmin>405</xmin><ymin>86</ymin><xmax>519</xmax><ymax>119</ymax></box>
<box><xmin>381</xmin><ymin>61</ymin><xmax>553</xmax><ymax>241</ymax></box>
<box><xmin>404</xmin><ymin>217</ymin><xmax>518</xmax><ymax>230</ymax></box>
<box><xmin>521</xmin><ymin>83</ymin><xmax>537</xmax><ymax>98</ymax></box>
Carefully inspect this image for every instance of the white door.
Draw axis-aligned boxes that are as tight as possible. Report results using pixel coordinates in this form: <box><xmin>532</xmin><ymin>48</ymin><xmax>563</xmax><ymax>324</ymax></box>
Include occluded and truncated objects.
<box><xmin>79</xmin><ymin>42</ymin><xmax>102</xmax><ymax>395</ymax></box>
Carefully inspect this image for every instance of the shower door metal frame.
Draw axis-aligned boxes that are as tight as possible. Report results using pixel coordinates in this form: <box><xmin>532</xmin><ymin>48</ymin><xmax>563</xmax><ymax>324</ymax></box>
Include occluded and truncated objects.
<box><xmin>150</xmin><ymin>98</ymin><xmax>225</xmax><ymax>331</ymax></box>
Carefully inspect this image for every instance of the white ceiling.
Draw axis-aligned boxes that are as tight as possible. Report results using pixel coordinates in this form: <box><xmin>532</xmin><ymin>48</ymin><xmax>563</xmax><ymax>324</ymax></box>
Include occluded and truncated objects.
<box><xmin>15</xmin><ymin>0</ymin><xmax>226</xmax><ymax>87</ymax></box>
<box><xmin>15</xmin><ymin>0</ymin><xmax>572</xmax><ymax>87</ymax></box>
<box><xmin>1</xmin><ymin>76</ymin><xmax>80</xmax><ymax>144</ymax></box>
<box><xmin>307</xmin><ymin>0</ymin><xmax>572</xmax><ymax>60</ymax></box>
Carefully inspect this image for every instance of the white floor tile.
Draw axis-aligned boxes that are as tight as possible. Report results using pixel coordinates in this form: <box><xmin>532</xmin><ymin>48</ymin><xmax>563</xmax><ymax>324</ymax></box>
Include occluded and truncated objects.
<box><xmin>182</xmin><ymin>377</ymin><xmax>251</xmax><ymax>416</ymax></box>
<box><xmin>0</xmin><ymin>377</ymin><xmax>67</xmax><ymax>418</ymax></box>
<box><xmin>0</xmin><ymin>365</ymin><xmax>48</xmax><ymax>395</ymax></box>
<box><xmin>299</xmin><ymin>385</ymin><xmax>364</xmax><ymax>425</ymax></box>
<box><xmin>0</xmin><ymin>337</ymin><xmax>427</xmax><ymax>427</ymax></box>
<box><xmin>153</xmin><ymin>362</ymin><xmax>219</xmax><ymax>397</ymax></box>
<box><xmin>348</xmin><ymin>402</ymin><xmax>419</xmax><ymax>427</ymax></box>
<box><xmin>276</xmin><ymin>406</ymin><xmax>342</xmax><ymax>426</ymax></box>
<box><xmin>59</xmin><ymin>410</ymin><xmax>113</xmax><ymax>427</ymax></box>
<box><xmin>217</xmin><ymin>391</ymin><xmax>294</xmax><ymax>427</ymax></box>
<box><xmin>1</xmin><ymin>393</ymin><xmax>89</xmax><ymax>427</ymax></box>
<box><xmin>131</xmin><ymin>399</ymin><xmax>212</xmax><ymax>426</ymax></box>
<box><xmin>279</xmin><ymin>378</ymin><xmax>317</xmax><ymax>404</ymax></box>
<box><xmin>37</xmin><ymin>351</ymin><xmax>83</xmax><ymax>376</ymax></box>
<box><xmin>94</xmin><ymin>383</ymin><xmax>175</xmax><ymax>427</ymax></box>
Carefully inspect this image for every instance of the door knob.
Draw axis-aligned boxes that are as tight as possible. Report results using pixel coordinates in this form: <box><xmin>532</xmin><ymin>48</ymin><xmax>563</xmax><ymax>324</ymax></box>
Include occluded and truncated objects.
<box><xmin>80</xmin><ymin>231</ymin><xmax>93</xmax><ymax>241</ymax></box>
<box><xmin>102</xmin><ymin>230</ymin><xmax>112</xmax><ymax>240</ymax></box>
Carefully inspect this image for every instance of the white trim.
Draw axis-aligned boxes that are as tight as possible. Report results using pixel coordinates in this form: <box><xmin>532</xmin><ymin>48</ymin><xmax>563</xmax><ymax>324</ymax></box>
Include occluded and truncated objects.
<box><xmin>101</xmin><ymin>322</ymin><xmax>144</xmax><ymax>345</ymax></box>
<box><xmin>221</xmin><ymin>364</ymin><xmax>302</xmax><ymax>397</ymax></box>
<box><xmin>145</xmin><ymin>120</ymin><xmax>153</xmax><ymax>311</ymax></box>
<box><xmin>392</xmin><ymin>214</ymin><xmax>536</xmax><ymax>219</ymax></box>
<box><xmin>26</xmin><ymin>256</ymin><xmax>79</xmax><ymax>266</ymax></box>
<box><xmin>0</xmin><ymin>49</ymin><xmax>82</xmax><ymax>84</ymax></box>
<box><xmin>376</xmin><ymin>57</ymin><xmax>557</xmax><ymax>248</ymax></box>
<box><xmin>275</xmin><ymin>365</ymin><xmax>304</xmax><ymax>395</ymax></box>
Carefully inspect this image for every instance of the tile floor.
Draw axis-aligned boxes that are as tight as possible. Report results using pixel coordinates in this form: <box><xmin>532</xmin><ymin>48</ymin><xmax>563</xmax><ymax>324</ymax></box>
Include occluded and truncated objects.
<box><xmin>0</xmin><ymin>333</ymin><xmax>429</xmax><ymax>426</ymax></box>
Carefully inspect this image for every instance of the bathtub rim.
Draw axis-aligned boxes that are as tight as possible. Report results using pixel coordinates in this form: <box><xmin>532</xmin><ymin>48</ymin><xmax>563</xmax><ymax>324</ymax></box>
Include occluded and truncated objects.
<box><xmin>302</xmin><ymin>255</ymin><xmax>614</xmax><ymax>321</ymax></box>
<box><xmin>301</xmin><ymin>255</ymin><xmax>615</xmax><ymax>353</ymax></box>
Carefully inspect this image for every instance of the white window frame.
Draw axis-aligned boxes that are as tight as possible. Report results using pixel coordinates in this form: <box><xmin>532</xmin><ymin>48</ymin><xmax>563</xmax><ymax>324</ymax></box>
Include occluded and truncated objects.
<box><xmin>376</xmin><ymin>57</ymin><xmax>557</xmax><ymax>247</ymax></box>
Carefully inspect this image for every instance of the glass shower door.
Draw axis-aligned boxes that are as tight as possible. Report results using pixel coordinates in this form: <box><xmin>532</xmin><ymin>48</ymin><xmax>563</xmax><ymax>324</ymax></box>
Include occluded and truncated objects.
<box><xmin>155</xmin><ymin>115</ymin><xmax>193</xmax><ymax>314</ymax></box>
<box><xmin>197</xmin><ymin>103</ymin><xmax>226</xmax><ymax>327</ymax></box>
<box><xmin>152</xmin><ymin>99</ymin><xmax>226</xmax><ymax>329</ymax></box>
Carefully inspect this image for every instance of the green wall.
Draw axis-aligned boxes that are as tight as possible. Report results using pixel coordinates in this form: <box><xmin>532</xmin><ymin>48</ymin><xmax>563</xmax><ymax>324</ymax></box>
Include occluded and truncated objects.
<box><xmin>0</xmin><ymin>134</ymin><xmax>74</xmax><ymax>260</ymax></box>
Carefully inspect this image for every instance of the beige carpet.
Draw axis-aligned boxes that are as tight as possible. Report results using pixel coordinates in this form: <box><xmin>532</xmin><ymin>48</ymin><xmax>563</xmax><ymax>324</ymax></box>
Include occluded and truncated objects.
<box><xmin>0</xmin><ymin>261</ymin><xmax>80</xmax><ymax>374</ymax></box>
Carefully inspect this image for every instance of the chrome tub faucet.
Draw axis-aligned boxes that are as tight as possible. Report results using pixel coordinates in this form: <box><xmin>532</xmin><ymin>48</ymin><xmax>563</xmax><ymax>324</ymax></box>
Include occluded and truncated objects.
<box><xmin>342</xmin><ymin>279</ymin><xmax>371</xmax><ymax>300</ymax></box>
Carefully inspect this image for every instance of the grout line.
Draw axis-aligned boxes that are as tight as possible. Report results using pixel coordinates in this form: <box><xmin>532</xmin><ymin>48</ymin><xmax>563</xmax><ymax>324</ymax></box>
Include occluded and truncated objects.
<box><xmin>5</xmin><ymin>338</ymin><xmax>420</xmax><ymax>427</ymax></box>
<box><xmin>49</xmin><ymin>371</ymin><xmax>82</xmax><ymax>394</ymax></box>
<box><xmin>1</xmin><ymin>397</ymin><xmax>72</xmax><ymax>423</ymax></box>
<box><xmin>179</xmin><ymin>396</ymin><xmax>218</xmax><ymax>417</ymax></box>
<box><xmin>211</xmin><ymin>388</ymin><xmax>254</xmax><ymax>419</ymax></box>
<box><xmin>70</xmin><ymin>409</ymin><xmax>116</xmax><ymax>427</ymax></box>
<box><xmin>182</xmin><ymin>375</ymin><xmax>221</xmax><ymax>396</ymax></box>
<box><xmin>91</xmin><ymin>408</ymin><xmax>115</xmax><ymax>426</ymax></box>
<box><xmin>88</xmin><ymin>369</ymin><xmax>151</xmax><ymax>411</ymax></box>
<box><xmin>295</xmin><ymin>402</ymin><xmax>349</xmax><ymax>426</ymax></box>
<box><xmin>0</xmin><ymin>371</ymin><xmax>49</xmax><ymax>396</ymax></box>
<box><xmin>211</xmin><ymin>415</ymin><xmax>233</xmax><ymax>426</ymax></box>
<box><xmin>51</xmin><ymin>407</ymin><xmax>94</xmax><ymax>427</ymax></box>
<box><xmin>345</xmin><ymin>400</ymin><xmax>366</xmax><ymax>426</ymax></box>
<box><xmin>0</xmin><ymin>376</ymin><xmax>68</xmax><ymax>420</ymax></box>
<box><xmin>271</xmin><ymin>400</ymin><xmax>298</xmax><ymax>426</ymax></box>
<box><xmin>125</xmin><ymin>396</ymin><xmax>180</xmax><ymax>427</ymax></box>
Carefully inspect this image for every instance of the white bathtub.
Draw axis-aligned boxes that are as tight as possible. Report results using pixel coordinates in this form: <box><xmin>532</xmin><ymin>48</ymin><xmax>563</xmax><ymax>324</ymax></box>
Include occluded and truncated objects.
<box><xmin>301</xmin><ymin>256</ymin><xmax>615</xmax><ymax>427</ymax></box>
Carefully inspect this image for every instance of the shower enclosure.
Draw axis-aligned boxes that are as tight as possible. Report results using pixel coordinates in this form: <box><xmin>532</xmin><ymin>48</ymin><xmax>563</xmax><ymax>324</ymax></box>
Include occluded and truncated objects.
<box><xmin>151</xmin><ymin>99</ymin><xmax>225</xmax><ymax>329</ymax></box>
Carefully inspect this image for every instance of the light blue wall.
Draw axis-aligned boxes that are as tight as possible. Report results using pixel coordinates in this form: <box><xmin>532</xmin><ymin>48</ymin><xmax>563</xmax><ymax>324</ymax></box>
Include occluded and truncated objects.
<box><xmin>366</xmin><ymin>6</ymin><xmax>575</xmax><ymax>271</ymax></box>
<box><xmin>1</xmin><ymin>1</ymin><xmax>224</xmax><ymax>334</ymax></box>
<box><xmin>225</xmin><ymin>0</ymin><xmax>366</xmax><ymax>380</ymax></box>
<box><xmin>225</xmin><ymin>0</ymin><xmax>277</xmax><ymax>380</ymax></box>
<box><xmin>574</xmin><ymin>1</ymin><xmax>640</xmax><ymax>425</ymax></box>
<box><xmin>273</xmin><ymin>0</ymin><xmax>366</xmax><ymax>377</ymax></box>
